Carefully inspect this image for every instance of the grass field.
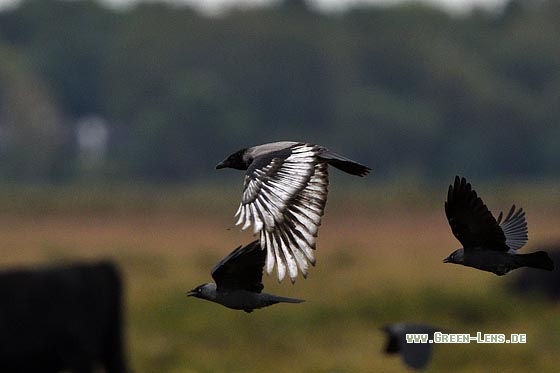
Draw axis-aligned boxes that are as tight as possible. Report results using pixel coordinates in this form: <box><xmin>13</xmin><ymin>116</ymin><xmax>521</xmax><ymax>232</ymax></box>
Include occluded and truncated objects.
<box><xmin>0</xmin><ymin>182</ymin><xmax>559</xmax><ymax>372</ymax></box>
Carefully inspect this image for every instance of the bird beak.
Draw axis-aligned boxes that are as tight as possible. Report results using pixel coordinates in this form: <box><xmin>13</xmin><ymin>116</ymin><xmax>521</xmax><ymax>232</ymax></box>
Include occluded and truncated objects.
<box><xmin>442</xmin><ymin>257</ymin><xmax>450</xmax><ymax>263</ymax></box>
<box><xmin>186</xmin><ymin>289</ymin><xmax>197</xmax><ymax>297</ymax></box>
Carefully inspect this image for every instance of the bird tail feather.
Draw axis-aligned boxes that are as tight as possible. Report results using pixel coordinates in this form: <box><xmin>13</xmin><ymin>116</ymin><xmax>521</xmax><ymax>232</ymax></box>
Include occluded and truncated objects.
<box><xmin>318</xmin><ymin>149</ymin><xmax>370</xmax><ymax>176</ymax></box>
<box><xmin>271</xmin><ymin>296</ymin><xmax>305</xmax><ymax>304</ymax></box>
<box><xmin>516</xmin><ymin>251</ymin><xmax>554</xmax><ymax>271</ymax></box>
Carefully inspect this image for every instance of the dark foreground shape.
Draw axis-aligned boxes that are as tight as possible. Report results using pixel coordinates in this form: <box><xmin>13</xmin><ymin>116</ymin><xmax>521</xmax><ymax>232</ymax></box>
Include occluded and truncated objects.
<box><xmin>187</xmin><ymin>240</ymin><xmax>304</xmax><ymax>313</ymax></box>
<box><xmin>443</xmin><ymin>176</ymin><xmax>554</xmax><ymax>275</ymax></box>
<box><xmin>381</xmin><ymin>322</ymin><xmax>441</xmax><ymax>370</ymax></box>
<box><xmin>0</xmin><ymin>260</ymin><xmax>127</xmax><ymax>373</ymax></box>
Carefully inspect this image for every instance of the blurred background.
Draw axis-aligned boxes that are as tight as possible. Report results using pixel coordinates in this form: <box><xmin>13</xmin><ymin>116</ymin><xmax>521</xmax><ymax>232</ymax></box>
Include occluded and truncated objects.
<box><xmin>0</xmin><ymin>0</ymin><xmax>559</xmax><ymax>371</ymax></box>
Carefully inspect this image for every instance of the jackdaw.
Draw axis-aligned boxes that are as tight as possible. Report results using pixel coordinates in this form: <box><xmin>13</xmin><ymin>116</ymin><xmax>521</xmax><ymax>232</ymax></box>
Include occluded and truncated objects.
<box><xmin>216</xmin><ymin>141</ymin><xmax>370</xmax><ymax>282</ymax></box>
<box><xmin>381</xmin><ymin>322</ymin><xmax>440</xmax><ymax>370</ymax></box>
<box><xmin>443</xmin><ymin>176</ymin><xmax>554</xmax><ymax>275</ymax></box>
<box><xmin>187</xmin><ymin>240</ymin><xmax>304</xmax><ymax>312</ymax></box>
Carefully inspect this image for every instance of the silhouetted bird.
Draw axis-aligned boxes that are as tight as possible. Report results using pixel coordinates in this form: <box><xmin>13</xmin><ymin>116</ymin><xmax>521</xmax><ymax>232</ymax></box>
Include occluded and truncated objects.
<box><xmin>381</xmin><ymin>322</ymin><xmax>440</xmax><ymax>370</ymax></box>
<box><xmin>443</xmin><ymin>176</ymin><xmax>554</xmax><ymax>275</ymax></box>
<box><xmin>216</xmin><ymin>141</ymin><xmax>370</xmax><ymax>282</ymax></box>
<box><xmin>187</xmin><ymin>240</ymin><xmax>304</xmax><ymax>312</ymax></box>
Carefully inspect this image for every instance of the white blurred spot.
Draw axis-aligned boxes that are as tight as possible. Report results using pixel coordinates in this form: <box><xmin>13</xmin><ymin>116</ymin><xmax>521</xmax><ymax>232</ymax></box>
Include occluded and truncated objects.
<box><xmin>76</xmin><ymin>115</ymin><xmax>109</xmax><ymax>170</ymax></box>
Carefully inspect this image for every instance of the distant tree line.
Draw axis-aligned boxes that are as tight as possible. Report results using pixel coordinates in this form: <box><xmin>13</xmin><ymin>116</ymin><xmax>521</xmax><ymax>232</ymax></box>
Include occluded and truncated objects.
<box><xmin>0</xmin><ymin>0</ymin><xmax>558</xmax><ymax>183</ymax></box>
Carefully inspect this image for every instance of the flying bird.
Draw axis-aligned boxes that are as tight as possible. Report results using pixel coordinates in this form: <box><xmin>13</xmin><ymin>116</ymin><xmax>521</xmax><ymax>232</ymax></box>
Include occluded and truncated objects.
<box><xmin>187</xmin><ymin>240</ymin><xmax>304</xmax><ymax>312</ymax></box>
<box><xmin>443</xmin><ymin>176</ymin><xmax>554</xmax><ymax>275</ymax></box>
<box><xmin>216</xmin><ymin>141</ymin><xmax>371</xmax><ymax>282</ymax></box>
<box><xmin>381</xmin><ymin>322</ymin><xmax>440</xmax><ymax>370</ymax></box>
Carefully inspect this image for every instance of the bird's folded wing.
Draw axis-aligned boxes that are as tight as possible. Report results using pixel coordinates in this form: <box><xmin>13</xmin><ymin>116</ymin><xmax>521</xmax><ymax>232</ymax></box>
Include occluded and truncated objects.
<box><xmin>496</xmin><ymin>205</ymin><xmax>528</xmax><ymax>251</ymax></box>
<box><xmin>445</xmin><ymin>176</ymin><xmax>508</xmax><ymax>251</ymax></box>
<box><xmin>235</xmin><ymin>143</ymin><xmax>318</xmax><ymax>234</ymax></box>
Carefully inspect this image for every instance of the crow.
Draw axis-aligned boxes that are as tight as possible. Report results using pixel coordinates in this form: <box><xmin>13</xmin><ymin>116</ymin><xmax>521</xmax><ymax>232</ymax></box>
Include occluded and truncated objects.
<box><xmin>443</xmin><ymin>176</ymin><xmax>554</xmax><ymax>275</ymax></box>
<box><xmin>216</xmin><ymin>141</ymin><xmax>370</xmax><ymax>282</ymax></box>
<box><xmin>187</xmin><ymin>240</ymin><xmax>304</xmax><ymax>312</ymax></box>
<box><xmin>381</xmin><ymin>322</ymin><xmax>440</xmax><ymax>370</ymax></box>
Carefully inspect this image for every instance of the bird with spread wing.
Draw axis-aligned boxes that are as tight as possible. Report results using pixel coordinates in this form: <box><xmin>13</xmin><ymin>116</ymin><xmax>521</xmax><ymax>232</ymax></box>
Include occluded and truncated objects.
<box><xmin>216</xmin><ymin>141</ymin><xmax>370</xmax><ymax>282</ymax></box>
<box><xmin>443</xmin><ymin>176</ymin><xmax>554</xmax><ymax>275</ymax></box>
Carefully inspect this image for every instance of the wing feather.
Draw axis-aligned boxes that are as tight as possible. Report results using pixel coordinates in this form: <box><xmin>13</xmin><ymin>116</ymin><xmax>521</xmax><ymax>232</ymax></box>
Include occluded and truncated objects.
<box><xmin>498</xmin><ymin>205</ymin><xmax>528</xmax><ymax>251</ymax></box>
<box><xmin>232</xmin><ymin>143</ymin><xmax>330</xmax><ymax>282</ymax></box>
<box><xmin>261</xmin><ymin>163</ymin><xmax>328</xmax><ymax>281</ymax></box>
<box><xmin>211</xmin><ymin>241</ymin><xmax>265</xmax><ymax>293</ymax></box>
<box><xmin>445</xmin><ymin>176</ymin><xmax>508</xmax><ymax>251</ymax></box>
<box><xmin>236</xmin><ymin>144</ymin><xmax>317</xmax><ymax>231</ymax></box>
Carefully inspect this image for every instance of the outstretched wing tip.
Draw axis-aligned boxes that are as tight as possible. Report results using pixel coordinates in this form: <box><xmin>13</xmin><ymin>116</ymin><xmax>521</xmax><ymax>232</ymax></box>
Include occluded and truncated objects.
<box><xmin>230</xmin><ymin>143</ymin><xmax>334</xmax><ymax>283</ymax></box>
<box><xmin>445</xmin><ymin>176</ymin><xmax>509</xmax><ymax>250</ymax></box>
<box><xmin>499</xmin><ymin>204</ymin><xmax>528</xmax><ymax>251</ymax></box>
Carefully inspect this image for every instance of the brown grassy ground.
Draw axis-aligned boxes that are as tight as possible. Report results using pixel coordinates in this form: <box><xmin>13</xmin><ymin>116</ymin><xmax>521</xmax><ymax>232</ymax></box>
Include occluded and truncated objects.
<box><xmin>0</xmin><ymin>184</ymin><xmax>559</xmax><ymax>372</ymax></box>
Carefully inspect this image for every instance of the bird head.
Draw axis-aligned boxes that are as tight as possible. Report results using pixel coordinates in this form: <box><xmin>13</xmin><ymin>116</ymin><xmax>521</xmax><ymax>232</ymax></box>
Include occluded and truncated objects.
<box><xmin>187</xmin><ymin>283</ymin><xmax>217</xmax><ymax>300</ymax></box>
<box><xmin>215</xmin><ymin>148</ymin><xmax>250</xmax><ymax>170</ymax></box>
<box><xmin>380</xmin><ymin>324</ymin><xmax>404</xmax><ymax>354</ymax></box>
<box><xmin>443</xmin><ymin>248</ymin><xmax>465</xmax><ymax>265</ymax></box>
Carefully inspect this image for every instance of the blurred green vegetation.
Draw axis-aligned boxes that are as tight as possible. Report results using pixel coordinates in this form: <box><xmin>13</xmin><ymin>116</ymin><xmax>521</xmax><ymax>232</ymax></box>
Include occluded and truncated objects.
<box><xmin>0</xmin><ymin>0</ymin><xmax>559</xmax><ymax>183</ymax></box>
<box><xmin>0</xmin><ymin>185</ymin><xmax>559</xmax><ymax>371</ymax></box>
<box><xmin>1</xmin><ymin>0</ymin><xmax>559</xmax><ymax>370</ymax></box>
<box><xmin>0</xmin><ymin>177</ymin><xmax>558</xmax><ymax>215</ymax></box>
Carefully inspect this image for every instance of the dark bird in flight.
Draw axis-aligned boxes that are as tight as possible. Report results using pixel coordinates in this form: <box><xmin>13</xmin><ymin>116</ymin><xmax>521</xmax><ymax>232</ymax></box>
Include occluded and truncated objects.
<box><xmin>216</xmin><ymin>141</ymin><xmax>370</xmax><ymax>283</ymax></box>
<box><xmin>381</xmin><ymin>322</ymin><xmax>440</xmax><ymax>370</ymax></box>
<box><xmin>187</xmin><ymin>240</ymin><xmax>304</xmax><ymax>312</ymax></box>
<box><xmin>443</xmin><ymin>176</ymin><xmax>554</xmax><ymax>275</ymax></box>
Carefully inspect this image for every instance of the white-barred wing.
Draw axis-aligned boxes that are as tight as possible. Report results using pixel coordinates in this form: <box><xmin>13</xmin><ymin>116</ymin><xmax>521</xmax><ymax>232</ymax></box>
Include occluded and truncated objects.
<box><xmin>497</xmin><ymin>205</ymin><xmax>528</xmax><ymax>252</ymax></box>
<box><xmin>234</xmin><ymin>144</ymin><xmax>328</xmax><ymax>282</ymax></box>
<box><xmin>217</xmin><ymin>141</ymin><xmax>370</xmax><ymax>283</ymax></box>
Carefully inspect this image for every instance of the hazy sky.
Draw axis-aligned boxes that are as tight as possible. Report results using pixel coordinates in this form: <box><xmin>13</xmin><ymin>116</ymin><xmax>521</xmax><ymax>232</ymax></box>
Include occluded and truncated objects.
<box><xmin>0</xmin><ymin>0</ymin><xmax>510</xmax><ymax>16</ymax></box>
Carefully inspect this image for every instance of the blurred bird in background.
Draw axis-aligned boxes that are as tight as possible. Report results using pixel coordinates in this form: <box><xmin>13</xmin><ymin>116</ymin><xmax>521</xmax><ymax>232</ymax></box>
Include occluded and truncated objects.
<box><xmin>381</xmin><ymin>322</ymin><xmax>441</xmax><ymax>370</ymax></box>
